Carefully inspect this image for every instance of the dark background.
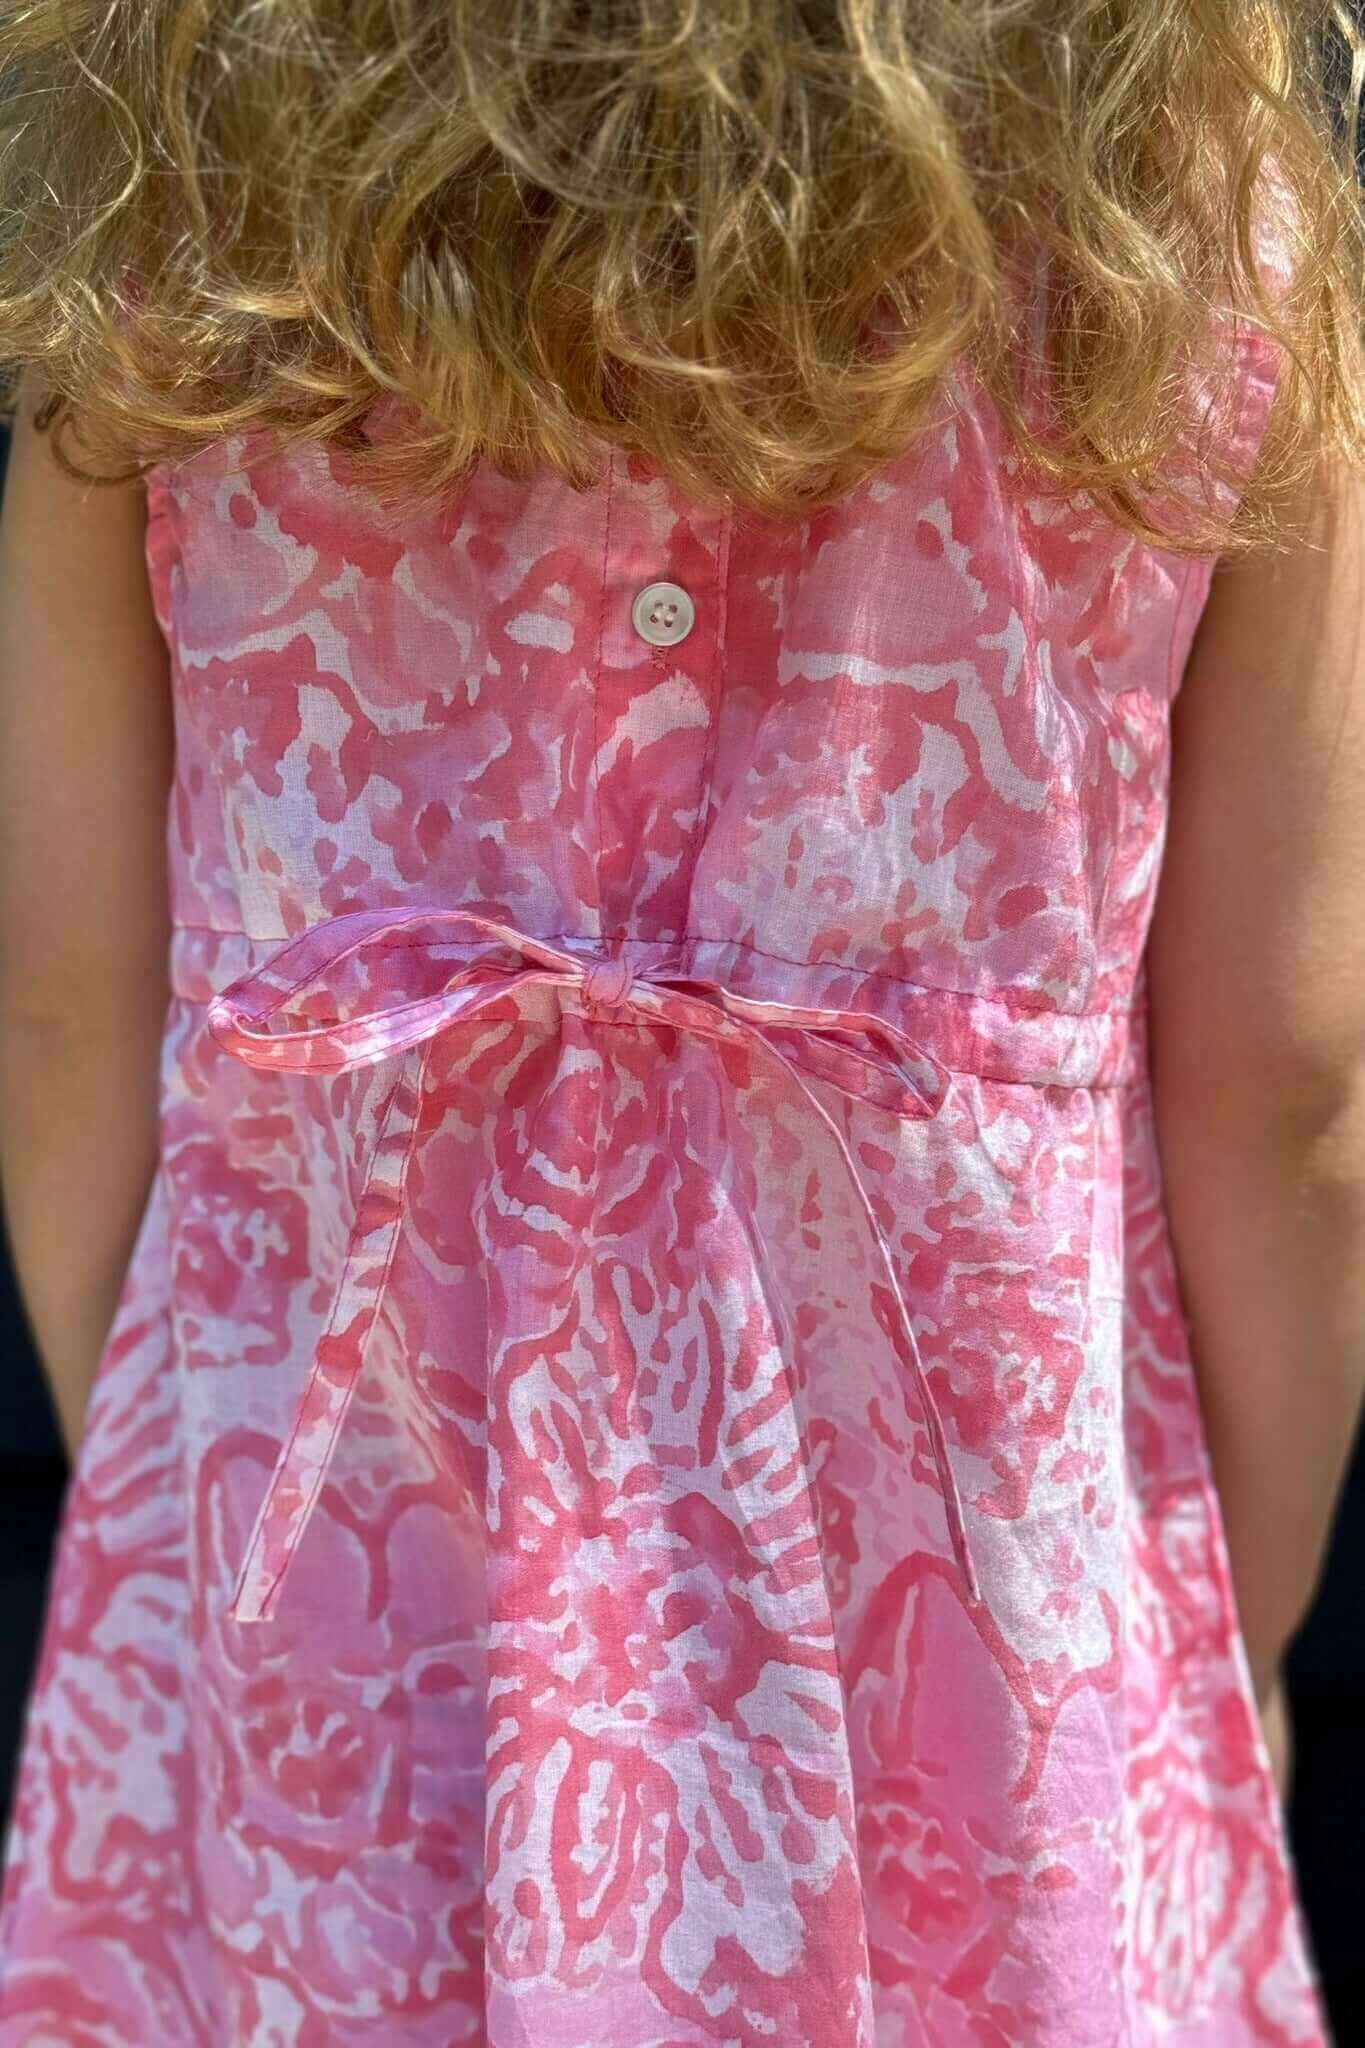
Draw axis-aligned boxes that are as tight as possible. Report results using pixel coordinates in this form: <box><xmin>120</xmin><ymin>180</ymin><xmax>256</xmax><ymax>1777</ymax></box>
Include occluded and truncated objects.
<box><xmin>0</xmin><ymin>447</ymin><xmax>1363</xmax><ymax>2044</ymax></box>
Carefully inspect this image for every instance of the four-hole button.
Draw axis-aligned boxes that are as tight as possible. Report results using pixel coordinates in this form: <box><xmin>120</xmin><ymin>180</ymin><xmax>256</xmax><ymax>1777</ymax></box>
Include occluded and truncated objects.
<box><xmin>632</xmin><ymin>581</ymin><xmax>695</xmax><ymax>648</ymax></box>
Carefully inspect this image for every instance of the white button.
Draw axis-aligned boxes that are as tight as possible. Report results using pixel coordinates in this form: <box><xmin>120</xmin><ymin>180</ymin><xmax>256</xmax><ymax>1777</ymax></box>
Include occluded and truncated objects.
<box><xmin>632</xmin><ymin>581</ymin><xmax>695</xmax><ymax>648</ymax></box>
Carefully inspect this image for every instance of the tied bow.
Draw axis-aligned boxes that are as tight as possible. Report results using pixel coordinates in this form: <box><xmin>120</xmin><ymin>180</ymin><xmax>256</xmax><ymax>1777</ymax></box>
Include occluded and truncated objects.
<box><xmin>207</xmin><ymin>906</ymin><xmax>981</xmax><ymax>1622</ymax></box>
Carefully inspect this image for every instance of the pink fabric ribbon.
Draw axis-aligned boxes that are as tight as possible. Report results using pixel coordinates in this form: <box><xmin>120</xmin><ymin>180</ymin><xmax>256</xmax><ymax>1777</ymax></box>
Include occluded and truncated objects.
<box><xmin>207</xmin><ymin>906</ymin><xmax>981</xmax><ymax>1622</ymax></box>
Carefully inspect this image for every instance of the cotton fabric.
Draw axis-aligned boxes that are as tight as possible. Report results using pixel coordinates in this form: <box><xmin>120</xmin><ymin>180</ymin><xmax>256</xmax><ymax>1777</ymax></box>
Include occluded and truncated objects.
<box><xmin>0</xmin><ymin>345</ymin><xmax>1330</xmax><ymax>2045</ymax></box>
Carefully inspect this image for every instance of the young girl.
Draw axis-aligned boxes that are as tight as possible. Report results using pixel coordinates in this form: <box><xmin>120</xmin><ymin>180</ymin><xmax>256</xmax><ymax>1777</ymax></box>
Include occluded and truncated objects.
<box><xmin>1</xmin><ymin>1</ymin><xmax>1363</xmax><ymax>2042</ymax></box>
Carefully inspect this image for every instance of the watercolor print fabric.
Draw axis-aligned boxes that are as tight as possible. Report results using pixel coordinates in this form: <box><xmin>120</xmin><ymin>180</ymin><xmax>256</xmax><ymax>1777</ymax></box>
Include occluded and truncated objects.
<box><xmin>0</xmin><ymin>342</ymin><xmax>1328</xmax><ymax>2046</ymax></box>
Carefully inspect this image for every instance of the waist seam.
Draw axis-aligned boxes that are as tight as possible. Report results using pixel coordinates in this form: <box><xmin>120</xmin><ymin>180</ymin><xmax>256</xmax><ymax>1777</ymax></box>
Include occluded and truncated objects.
<box><xmin>166</xmin><ymin>918</ymin><xmax>1138</xmax><ymax>1027</ymax></box>
<box><xmin>167</xmin><ymin>982</ymin><xmax>1143</xmax><ymax>1095</ymax></box>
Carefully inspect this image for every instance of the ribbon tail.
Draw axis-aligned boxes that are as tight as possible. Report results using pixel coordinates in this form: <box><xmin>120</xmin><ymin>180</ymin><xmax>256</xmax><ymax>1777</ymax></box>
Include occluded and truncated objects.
<box><xmin>743</xmin><ymin>1025</ymin><xmax>983</xmax><ymax>1608</ymax></box>
<box><xmin>885</xmin><ymin>1289</ymin><xmax>982</xmax><ymax>1607</ymax></box>
<box><xmin>860</xmin><ymin>1211</ymin><xmax>982</xmax><ymax>1606</ymax></box>
<box><xmin>229</xmin><ymin>1044</ymin><xmax>430</xmax><ymax>1623</ymax></box>
<box><xmin>843</xmin><ymin>1170</ymin><xmax>982</xmax><ymax>1606</ymax></box>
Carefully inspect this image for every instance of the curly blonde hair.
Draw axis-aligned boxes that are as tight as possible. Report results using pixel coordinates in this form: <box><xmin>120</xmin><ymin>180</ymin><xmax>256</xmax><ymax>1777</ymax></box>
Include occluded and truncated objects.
<box><xmin>0</xmin><ymin>0</ymin><xmax>1362</xmax><ymax>548</ymax></box>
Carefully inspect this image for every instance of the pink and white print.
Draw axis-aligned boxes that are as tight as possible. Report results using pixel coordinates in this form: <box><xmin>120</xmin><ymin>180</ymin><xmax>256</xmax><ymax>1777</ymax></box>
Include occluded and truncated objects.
<box><xmin>0</xmin><ymin>340</ymin><xmax>1327</xmax><ymax>2045</ymax></box>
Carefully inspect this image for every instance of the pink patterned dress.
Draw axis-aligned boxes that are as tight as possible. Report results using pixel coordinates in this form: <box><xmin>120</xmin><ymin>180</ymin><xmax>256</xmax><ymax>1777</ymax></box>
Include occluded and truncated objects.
<box><xmin>0</xmin><ymin>341</ymin><xmax>1330</xmax><ymax>2045</ymax></box>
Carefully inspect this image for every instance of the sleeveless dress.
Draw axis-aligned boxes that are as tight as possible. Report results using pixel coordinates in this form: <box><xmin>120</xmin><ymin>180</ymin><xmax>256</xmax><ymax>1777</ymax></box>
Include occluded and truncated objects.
<box><xmin>0</xmin><ymin>342</ymin><xmax>1332</xmax><ymax>2046</ymax></box>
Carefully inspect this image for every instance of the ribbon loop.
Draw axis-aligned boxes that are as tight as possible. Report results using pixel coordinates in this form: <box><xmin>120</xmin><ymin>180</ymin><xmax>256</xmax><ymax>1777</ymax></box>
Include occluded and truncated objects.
<box><xmin>207</xmin><ymin>910</ymin><xmax>981</xmax><ymax>1622</ymax></box>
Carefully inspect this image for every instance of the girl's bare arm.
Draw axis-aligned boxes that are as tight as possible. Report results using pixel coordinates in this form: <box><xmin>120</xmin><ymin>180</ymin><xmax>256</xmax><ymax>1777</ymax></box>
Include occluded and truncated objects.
<box><xmin>1148</xmin><ymin>460</ymin><xmax>1365</xmax><ymax>1706</ymax></box>
<box><xmin>0</xmin><ymin>389</ymin><xmax>173</xmax><ymax>1456</ymax></box>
